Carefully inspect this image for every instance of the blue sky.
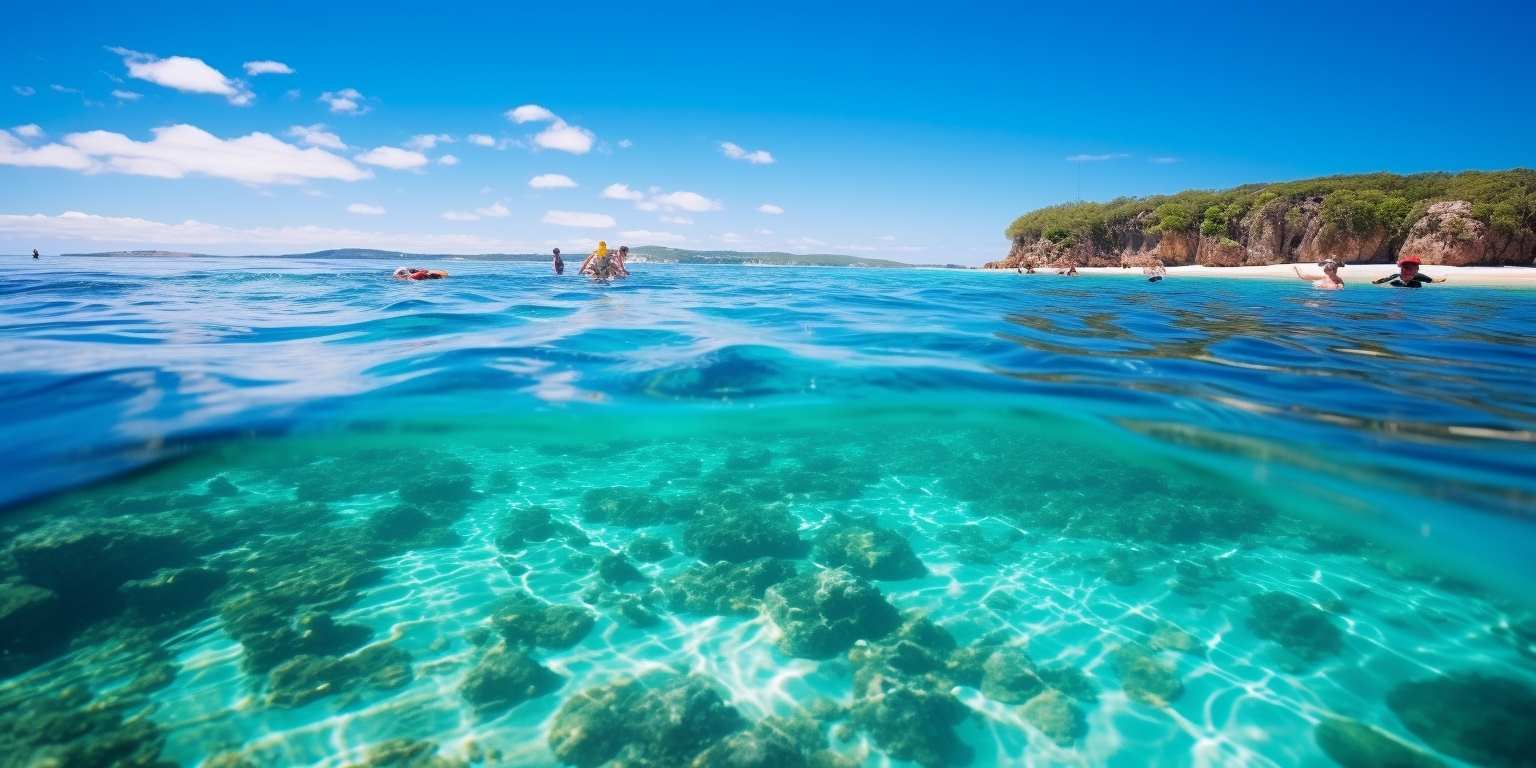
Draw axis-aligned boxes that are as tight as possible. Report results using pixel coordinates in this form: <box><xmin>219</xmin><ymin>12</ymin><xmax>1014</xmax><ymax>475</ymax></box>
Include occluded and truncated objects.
<box><xmin>3</xmin><ymin>1</ymin><xmax>1533</xmax><ymax>264</ymax></box>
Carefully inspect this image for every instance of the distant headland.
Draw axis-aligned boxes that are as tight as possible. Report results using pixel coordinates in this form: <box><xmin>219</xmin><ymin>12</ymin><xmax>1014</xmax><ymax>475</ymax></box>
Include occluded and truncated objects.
<box><xmin>989</xmin><ymin>169</ymin><xmax>1536</xmax><ymax>269</ymax></box>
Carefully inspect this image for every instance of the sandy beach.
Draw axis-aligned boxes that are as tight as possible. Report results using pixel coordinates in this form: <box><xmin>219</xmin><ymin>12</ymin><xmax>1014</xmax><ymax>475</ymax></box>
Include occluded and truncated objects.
<box><xmin>983</xmin><ymin>262</ymin><xmax>1536</xmax><ymax>287</ymax></box>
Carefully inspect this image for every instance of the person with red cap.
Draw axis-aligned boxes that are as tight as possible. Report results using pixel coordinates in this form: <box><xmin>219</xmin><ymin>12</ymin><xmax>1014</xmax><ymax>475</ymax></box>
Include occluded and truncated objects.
<box><xmin>1372</xmin><ymin>256</ymin><xmax>1445</xmax><ymax>287</ymax></box>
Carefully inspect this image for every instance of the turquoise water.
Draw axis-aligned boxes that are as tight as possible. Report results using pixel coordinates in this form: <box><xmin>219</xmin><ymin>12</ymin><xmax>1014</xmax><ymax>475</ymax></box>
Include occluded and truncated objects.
<box><xmin>1</xmin><ymin>257</ymin><xmax>1534</xmax><ymax>767</ymax></box>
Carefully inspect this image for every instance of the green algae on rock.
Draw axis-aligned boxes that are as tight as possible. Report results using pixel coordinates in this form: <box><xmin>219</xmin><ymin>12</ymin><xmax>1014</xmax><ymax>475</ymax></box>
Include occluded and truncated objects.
<box><xmin>548</xmin><ymin>675</ymin><xmax>745</xmax><ymax>767</ymax></box>
<box><xmin>979</xmin><ymin>647</ymin><xmax>1044</xmax><ymax>704</ymax></box>
<box><xmin>665</xmin><ymin>558</ymin><xmax>799</xmax><ymax>615</ymax></box>
<box><xmin>1021</xmin><ymin>689</ymin><xmax>1086</xmax><ymax>747</ymax></box>
<box><xmin>1314</xmin><ymin>717</ymin><xmax>1445</xmax><ymax>768</ymax></box>
<box><xmin>581</xmin><ymin>487</ymin><xmax>676</xmax><ymax>527</ymax></box>
<box><xmin>763</xmin><ymin>567</ymin><xmax>900</xmax><ymax>659</ymax></box>
<box><xmin>682</xmin><ymin>500</ymin><xmax>806</xmax><ymax>563</ymax></box>
<box><xmin>1386</xmin><ymin>672</ymin><xmax>1536</xmax><ymax>768</ymax></box>
<box><xmin>812</xmin><ymin>520</ymin><xmax>927</xmax><ymax>580</ymax></box>
<box><xmin>267</xmin><ymin>643</ymin><xmax>414</xmax><ymax>707</ymax></box>
<box><xmin>460</xmin><ymin>647</ymin><xmax>563</xmax><ymax>714</ymax></box>
<box><xmin>1248</xmin><ymin>592</ymin><xmax>1344</xmax><ymax>663</ymax></box>
<box><xmin>1110</xmin><ymin>644</ymin><xmax>1183</xmax><ymax>707</ymax></box>
<box><xmin>490</xmin><ymin>591</ymin><xmax>596</xmax><ymax>650</ymax></box>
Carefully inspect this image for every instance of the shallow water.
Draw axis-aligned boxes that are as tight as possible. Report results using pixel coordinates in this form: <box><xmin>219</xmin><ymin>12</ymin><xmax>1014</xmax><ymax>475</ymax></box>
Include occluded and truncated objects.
<box><xmin>1</xmin><ymin>258</ymin><xmax>1533</xmax><ymax>767</ymax></box>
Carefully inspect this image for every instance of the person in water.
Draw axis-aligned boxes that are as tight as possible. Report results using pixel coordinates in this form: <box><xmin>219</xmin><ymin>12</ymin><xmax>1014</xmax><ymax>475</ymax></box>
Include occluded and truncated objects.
<box><xmin>32</xmin><ymin>248</ymin><xmax>39</xmax><ymax>259</ymax></box>
<box><xmin>392</xmin><ymin>267</ymin><xmax>448</xmax><ymax>280</ymax></box>
<box><xmin>1057</xmin><ymin>262</ymin><xmax>1078</xmax><ymax>276</ymax></box>
<box><xmin>1144</xmin><ymin>258</ymin><xmax>1167</xmax><ymax>283</ymax></box>
<box><xmin>1294</xmin><ymin>258</ymin><xmax>1345</xmax><ymax>290</ymax></box>
<box><xmin>612</xmin><ymin>245</ymin><xmax>631</xmax><ymax>277</ymax></box>
<box><xmin>1372</xmin><ymin>256</ymin><xmax>1445</xmax><ymax>287</ymax></box>
<box><xmin>580</xmin><ymin>241</ymin><xmax>620</xmax><ymax>278</ymax></box>
<box><xmin>552</xmin><ymin>248</ymin><xmax>564</xmax><ymax>275</ymax></box>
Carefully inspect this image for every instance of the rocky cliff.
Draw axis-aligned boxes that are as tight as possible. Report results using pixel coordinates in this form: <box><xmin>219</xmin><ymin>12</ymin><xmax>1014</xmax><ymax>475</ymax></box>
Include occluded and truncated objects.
<box><xmin>989</xmin><ymin>171</ymin><xmax>1536</xmax><ymax>269</ymax></box>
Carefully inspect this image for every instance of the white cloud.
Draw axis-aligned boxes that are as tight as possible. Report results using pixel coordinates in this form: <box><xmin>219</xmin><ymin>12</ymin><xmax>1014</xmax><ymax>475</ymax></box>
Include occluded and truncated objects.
<box><xmin>755</xmin><ymin>228</ymin><xmax>774</xmax><ymax>236</ymax></box>
<box><xmin>475</xmin><ymin>201</ymin><xmax>510</xmax><ymax>218</ymax></box>
<box><xmin>877</xmin><ymin>235</ymin><xmax>897</xmax><ymax>241</ymax></box>
<box><xmin>529</xmin><ymin>173</ymin><xmax>577</xmax><ymax>189</ymax></box>
<box><xmin>111</xmin><ymin>89</ymin><xmax>142</xmax><ymax>101</ymax></box>
<box><xmin>621</xmin><ymin>229</ymin><xmax>684</xmax><ymax>243</ymax></box>
<box><xmin>347</xmin><ymin>203</ymin><xmax>385</xmax><ymax>215</ymax></box>
<box><xmin>286</xmin><ymin>124</ymin><xmax>345</xmax><ymax>150</ymax></box>
<box><xmin>1066</xmin><ymin>153</ymin><xmax>1131</xmax><ymax>162</ymax></box>
<box><xmin>467</xmin><ymin>133</ymin><xmax>496</xmax><ymax>147</ymax></box>
<box><xmin>354</xmin><ymin>146</ymin><xmax>428</xmax><ymax>171</ymax></box>
<box><xmin>0</xmin><ymin>209</ymin><xmax>544</xmax><ymax>254</ymax></box>
<box><xmin>243</xmin><ymin>60</ymin><xmax>294</xmax><ymax>76</ymax></box>
<box><xmin>505</xmin><ymin>104</ymin><xmax>595</xmax><ymax>155</ymax></box>
<box><xmin>660</xmin><ymin>214</ymin><xmax>692</xmax><ymax>225</ymax></box>
<box><xmin>12</xmin><ymin>124</ymin><xmax>43</xmax><ymax>139</ymax></box>
<box><xmin>50</xmin><ymin>84</ymin><xmax>79</xmax><ymax>94</ymax></box>
<box><xmin>543</xmin><ymin>210</ymin><xmax>615</xmax><ymax>228</ymax></box>
<box><xmin>320</xmin><ymin>88</ymin><xmax>367</xmax><ymax>115</ymax></box>
<box><xmin>437</xmin><ymin>154</ymin><xmax>460</xmax><ymax>166</ymax></box>
<box><xmin>406</xmin><ymin>133</ymin><xmax>453</xmax><ymax>150</ymax></box>
<box><xmin>110</xmin><ymin>47</ymin><xmax>252</xmax><ymax>105</ymax></box>
<box><xmin>0</xmin><ymin>124</ymin><xmax>369</xmax><ymax>183</ymax></box>
<box><xmin>601</xmin><ymin>183</ymin><xmax>644</xmax><ymax>201</ymax></box>
<box><xmin>507</xmin><ymin>104</ymin><xmax>557</xmax><ymax>124</ymax></box>
<box><xmin>618</xmin><ymin>139</ymin><xmax>633</xmax><ymax>149</ymax></box>
<box><xmin>0</xmin><ymin>130</ymin><xmax>95</xmax><ymax>171</ymax></box>
<box><xmin>441</xmin><ymin>210</ymin><xmax>479</xmax><ymax>222</ymax></box>
<box><xmin>1150</xmin><ymin>156</ymin><xmax>1180</xmax><ymax>164</ymax></box>
<box><xmin>720</xmin><ymin>141</ymin><xmax>775</xmax><ymax>165</ymax></box>
<box><xmin>717</xmin><ymin>232</ymin><xmax>746</xmax><ymax>244</ymax></box>
<box><xmin>651</xmin><ymin>191</ymin><xmax>721</xmax><ymax>212</ymax></box>
<box><xmin>13</xmin><ymin>86</ymin><xmax>35</xmax><ymax>96</ymax></box>
<box><xmin>757</xmin><ymin>203</ymin><xmax>784</xmax><ymax>215</ymax></box>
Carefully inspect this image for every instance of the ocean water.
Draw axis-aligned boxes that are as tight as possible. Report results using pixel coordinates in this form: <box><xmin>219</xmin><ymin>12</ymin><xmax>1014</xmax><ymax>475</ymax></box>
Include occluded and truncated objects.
<box><xmin>1</xmin><ymin>257</ymin><xmax>1533</xmax><ymax>768</ymax></box>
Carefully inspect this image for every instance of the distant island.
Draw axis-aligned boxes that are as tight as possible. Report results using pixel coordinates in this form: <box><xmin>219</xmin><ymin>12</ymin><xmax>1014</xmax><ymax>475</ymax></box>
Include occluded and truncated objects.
<box><xmin>58</xmin><ymin>246</ymin><xmax>936</xmax><ymax>268</ymax></box>
<box><xmin>989</xmin><ymin>169</ymin><xmax>1536</xmax><ymax>269</ymax></box>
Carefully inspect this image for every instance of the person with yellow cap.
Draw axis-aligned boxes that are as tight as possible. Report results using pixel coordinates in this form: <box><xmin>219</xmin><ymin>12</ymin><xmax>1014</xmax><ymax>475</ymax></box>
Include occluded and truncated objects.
<box><xmin>579</xmin><ymin>240</ymin><xmax>612</xmax><ymax>278</ymax></box>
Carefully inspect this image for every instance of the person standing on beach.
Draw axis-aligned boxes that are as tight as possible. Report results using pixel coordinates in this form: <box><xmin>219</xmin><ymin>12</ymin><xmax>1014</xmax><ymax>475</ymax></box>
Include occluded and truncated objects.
<box><xmin>552</xmin><ymin>248</ymin><xmax>564</xmax><ymax>275</ymax></box>
<box><xmin>1373</xmin><ymin>256</ymin><xmax>1445</xmax><ymax>287</ymax></box>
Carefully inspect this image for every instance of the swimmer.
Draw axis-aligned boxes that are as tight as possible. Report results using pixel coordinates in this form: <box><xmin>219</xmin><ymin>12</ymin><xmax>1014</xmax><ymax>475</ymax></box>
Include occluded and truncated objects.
<box><xmin>612</xmin><ymin>245</ymin><xmax>631</xmax><ymax>277</ymax></box>
<box><xmin>1144</xmin><ymin>258</ymin><xmax>1167</xmax><ymax>283</ymax></box>
<box><xmin>32</xmin><ymin>248</ymin><xmax>39</xmax><ymax>260</ymax></box>
<box><xmin>580</xmin><ymin>241</ymin><xmax>616</xmax><ymax>278</ymax></box>
<box><xmin>392</xmin><ymin>267</ymin><xmax>448</xmax><ymax>280</ymax></box>
<box><xmin>1057</xmin><ymin>262</ymin><xmax>1078</xmax><ymax>276</ymax></box>
<box><xmin>1294</xmin><ymin>258</ymin><xmax>1344</xmax><ymax>290</ymax></box>
<box><xmin>1372</xmin><ymin>256</ymin><xmax>1444</xmax><ymax>287</ymax></box>
<box><xmin>553</xmin><ymin>248</ymin><xmax>564</xmax><ymax>275</ymax></box>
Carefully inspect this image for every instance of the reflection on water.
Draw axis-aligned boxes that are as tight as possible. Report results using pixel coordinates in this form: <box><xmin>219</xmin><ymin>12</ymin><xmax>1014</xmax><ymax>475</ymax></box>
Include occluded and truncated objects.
<box><xmin>1</xmin><ymin>260</ymin><xmax>1534</xmax><ymax>767</ymax></box>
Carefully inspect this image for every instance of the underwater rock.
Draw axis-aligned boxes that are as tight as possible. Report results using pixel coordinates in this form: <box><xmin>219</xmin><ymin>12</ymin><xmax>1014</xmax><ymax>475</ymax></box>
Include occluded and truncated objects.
<box><xmin>267</xmin><ymin>642</ymin><xmax>413</xmax><ymax>707</ymax></box>
<box><xmin>581</xmin><ymin>487</ymin><xmax>675</xmax><ymax>527</ymax></box>
<box><xmin>980</xmin><ymin>647</ymin><xmax>1044</xmax><ymax>704</ymax></box>
<box><xmin>1169</xmin><ymin>555</ymin><xmax>1235</xmax><ymax>596</ymax></box>
<box><xmin>1248</xmin><ymin>592</ymin><xmax>1343</xmax><ymax>663</ymax></box>
<box><xmin>460</xmin><ymin>647</ymin><xmax>563</xmax><ymax>714</ymax></box>
<box><xmin>598</xmin><ymin>553</ymin><xmax>644</xmax><ymax>584</ymax></box>
<box><xmin>494</xmin><ymin>505</ymin><xmax>558</xmax><ymax>548</ymax></box>
<box><xmin>1110</xmin><ymin>644</ymin><xmax>1183</xmax><ymax>707</ymax></box>
<box><xmin>851</xmin><ymin>681</ymin><xmax>971</xmax><ymax>768</ymax></box>
<box><xmin>206</xmin><ymin>475</ymin><xmax>241</xmax><ymax>497</ymax></box>
<box><xmin>397</xmin><ymin>472</ymin><xmax>476</xmax><ymax>508</ymax></box>
<box><xmin>1148</xmin><ymin>622</ymin><xmax>1202</xmax><ymax>656</ymax></box>
<box><xmin>849</xmin><ymin>614</ymin><xmax>965</xmax><ymax>699</ymax></box>
<box><xmin>763</xmin><ymin>568</ymin><xmax>900</xmax><ymax>659</ymax></box>
<box><xmin>682</xmin><ymin>502</ymin><xmax>805</xmax><ymax>563</ymax></box>
<box><xmin>491</xmin><ymin>592</ymin><xmax>595</xmax><ymax>650</ymax></box>
<box><xmin>689</xmin><ymin>727</ymin><xmax>807</xmax><ymax>768</ymax></box>
<box><xmin>344</xmin><ymin>738</ymin><xmax>467</xmax><ymax>768</ymax></box>
<box><xmin>666</xmin><ymin>558</ymin><xmax>798</xmax><ymax>615</ymax></box>
<box><xmin>223</xmin><ymin>601</ymin><xmax>374</xmax><ymax>674</ymax></box>
<box><xmin>0</xmin><ymin>685</ymin><xmax>170</xmax><ymax>767</ymax></box>
<box><xmin>812</xmin><ymin>521</ymin><xmax>927</xmax><ymax>581</ymax></box>
<box><xmin>982</xmin><ymin>591</ymin><xmax>1019</xmax><ymax>612</ymax></box>
<box><xmin>1314</xmin><ymin>717</ymin><xmax>1445</xmax><ymax>768</ymax></box>
<box><xmin>1102</xmin><ymin>549</ymin><xmax>1139</xmax><ymax>586</ymax></box>
<box><xmin>1021</xmin><ymin>690</ymin><xmax>1086</xmax><ymax>747</ymax></box>
<box><xmin>548</xmin><ymin>674</ymin><xmax>745</xmax><ymax>767</ymax></box>
<box><xmin>119</xmin><ymin>566</ymin><xmax>227</xmax><ymax>621</ymax></box>
<box><xmin>782</xmin><ymin>452</ymin><xmax>878</xmax><ymax>501</ymax></box>
<box><xmin>0</xmin><ymin>582</ymin><xmax>63</xmax><ymax>658</ymax></box>
<box><xmin>366</xmin><ymin>505</ymin><xmax>461</xmax><ymax>552</ymax></box>
<box><xmin>626</xmin><ymin>535</ymin><xmax>673</xmax><ymax>562</ymax></box>
<box><xmin>11</xmin><ymin>523</ymin><xmax>194</xmax><ymax>602</ymax></box>
<box><xmin>1037</xmin><ymin>665</ymin><xmax>1098</xmax><ymax>704</ymax></box>
<box><xmin>1386</xmin><ymin>672</ymin><xmax>1536</xmax><ymax>768</ymax></box>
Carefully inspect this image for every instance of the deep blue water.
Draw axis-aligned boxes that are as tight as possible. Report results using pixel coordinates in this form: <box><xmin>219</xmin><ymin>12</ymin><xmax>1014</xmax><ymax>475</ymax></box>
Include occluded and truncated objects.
<box><xmin>0</xmin><ymin>257</ymin><xmax>1533</xmax><ymax>767</ymax></box>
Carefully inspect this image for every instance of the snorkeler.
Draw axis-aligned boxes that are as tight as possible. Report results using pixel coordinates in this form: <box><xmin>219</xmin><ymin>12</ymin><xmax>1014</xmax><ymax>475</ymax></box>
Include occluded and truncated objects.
<box><xmin>1294</xmin><ymin>257</ymin><xmax>1344</xmax><ymax>290</ymax></box>
<box><xmin>392</xmin><ymin>267</ymin><xmax>448</xmax><ymax>280</ymax></box>
<box><xmin>553</xmin><ymin>248</ymin><xmax>565</xmax><ymax>275</ymax></box>
<box><xmin>1372</xmin><ymin>256</ymin><xmax>1445</xmax><ymax>287</ymax></box>
<box><xmin>1144</xmin><ymin>258</ymin><xmax>1167</xmax><ymax>283</ymax></box>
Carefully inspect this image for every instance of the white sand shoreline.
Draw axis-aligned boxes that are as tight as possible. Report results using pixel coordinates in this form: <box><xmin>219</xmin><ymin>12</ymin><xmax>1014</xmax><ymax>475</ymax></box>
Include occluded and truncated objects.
<box><xmin>978</xmin><ymin>262</ymin><xmax>1536</xmax><ymax>287</ymax></box>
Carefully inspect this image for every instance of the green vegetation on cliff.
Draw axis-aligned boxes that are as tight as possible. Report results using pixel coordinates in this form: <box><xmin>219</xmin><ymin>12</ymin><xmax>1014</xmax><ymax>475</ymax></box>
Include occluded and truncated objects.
<box><xmin>1006</xmin><ymin>169</ymin><xmax>1536</xmax><ymax>247</ymax></box>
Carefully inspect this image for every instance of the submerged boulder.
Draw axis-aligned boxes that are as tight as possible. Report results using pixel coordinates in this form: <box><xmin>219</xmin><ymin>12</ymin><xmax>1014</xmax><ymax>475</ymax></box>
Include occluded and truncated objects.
<box><xmin>494</xmin><ymin>506</ymin><xmax>558</xmax><ymax>548</ymax></box>
<box><xmin>1021</xmin><ymin>690</ymin><xmax>1086</xmax><ymax>747</ymax></box>
<box><xmin>851</xmin><ymin>682</ymin><xmax>970</xmax><ymax>768</ymax></box>
<box><xmin>1386</xmin><ymin>672</ymin><xmax>1536</xmax><ymax>768</ymax></box>
<box><xmin>597</xmin><ymin>553</ymin><xmax>644</xmax><ymax>584</ymax></box>
<box><xmin>812</xmin><ymin>521</ymin><xmax>926</xmax><ymax>580</ymax></box>
<box><xmin>460</xmin><ymin>647</ymin><xmax>563</xmax><ymax>714</ymax></box>
<box><xmin>119</xmin><ymin>566</ymin><xmax>227</xmax><ymax>621</ymax></box>
<box><xmin>267</xmin><ymin>643</ymin><xmax>413</xmax><ymax>707</ymax></box>
<box><xmin>366</xmin><ymin>505</ymin><xmax>461</xmax><ymax>552</ymax></box>
<box><xmin>979</xmin><ymin>648</ymin><xmax>1043</xmax><ymax>704</ymax></box>
<box><xmin>682</xmin><ymin>502</ymin><xmax>805</xmax><ymax>563</ymax></box>
<box><xmin>11</xmin><ymin>524</ymin><xmax>194</xmax><ymax>601</ymax></box>
<box><xmin>491</xmin><ymin>592</ymin><xmax>595</xmax><ymax>650</ymax></box>
<box><xmin>1314</xmin><ymin>717</ymin><xmax>1445</xmax><ymax>768</ymax></box>
<box><xmin>581</xmin><ymin>487</ymin><xmax>674</xmax><ymax>527</ymax></box>
<box><xmin>626</xmin><ymin>535</ymin><xmax>673</xmax><ymax>563</ymax></box>
<box><xmin>1248</xmin><ymin>592</ymin><xmax>1343</xmax><ymax>663</ymax></box>
<box><xmin>763</xmin><ymin>568</ymin><xmax>900</xmax><ymax>659</ymax></box>
<box><xmin>666</xmin><ymin>558</ymin><xmax>798</xmax><ymax>615</ymax></box>
<box><xmin>548</xmin><ymin>675</ymin><xmax>745</xmax><ymax>767</ymax></box>
<box><xmin>1110</xmin><ymin>644</ymin><xmax>1183</xmax><ymax>707</ymax></box>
